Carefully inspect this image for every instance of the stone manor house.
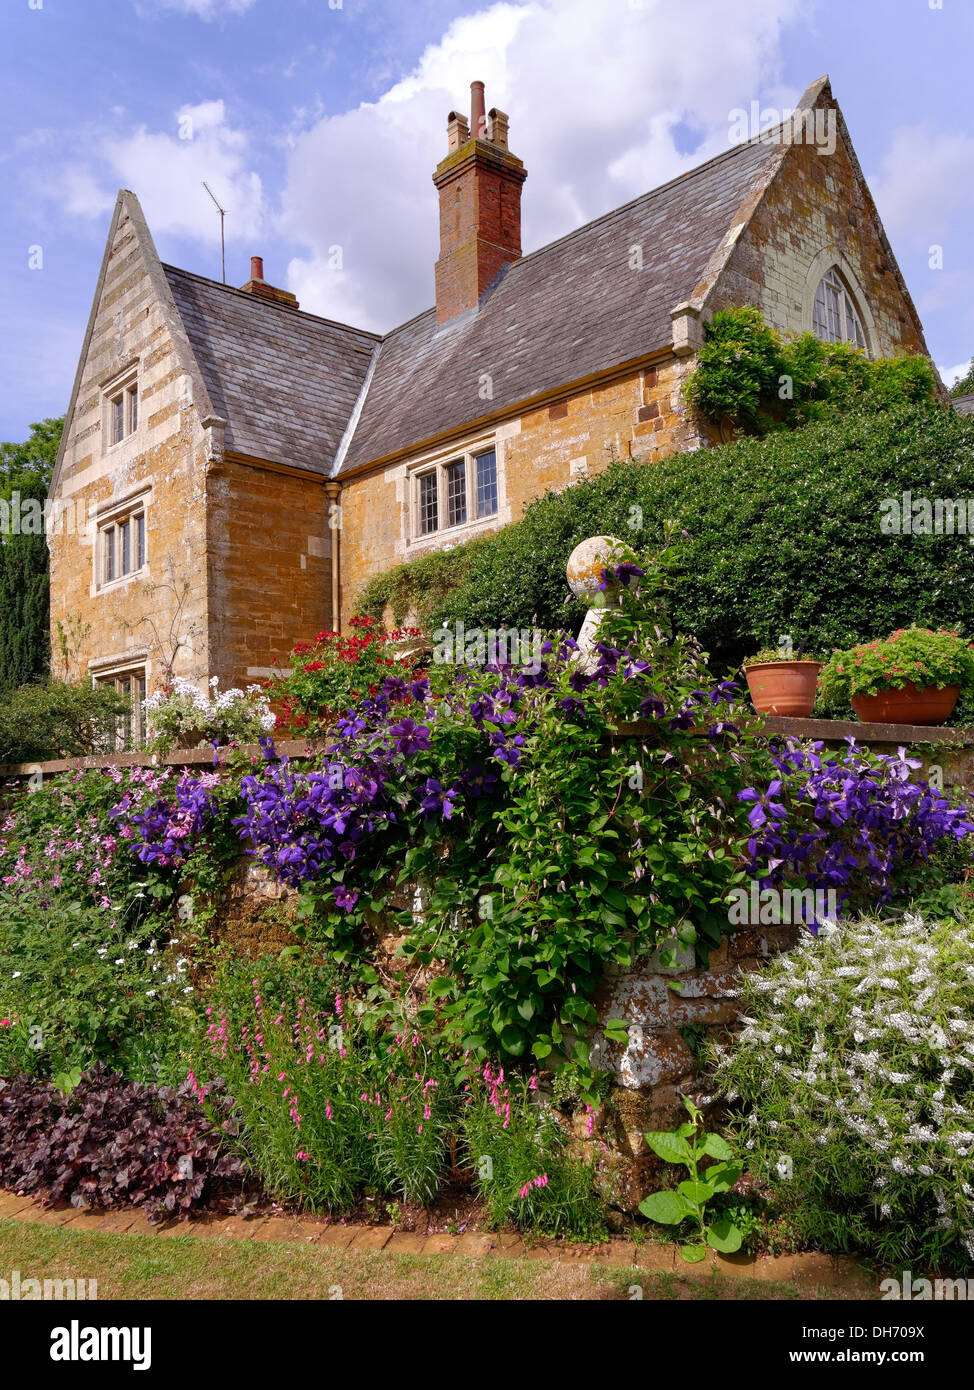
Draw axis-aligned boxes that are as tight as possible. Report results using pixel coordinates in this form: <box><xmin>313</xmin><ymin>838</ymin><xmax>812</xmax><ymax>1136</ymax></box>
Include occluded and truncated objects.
<box><xmin>48</xmin><ymin>76</ymin><xmax>934</xmax><ymax>741</ymax></box>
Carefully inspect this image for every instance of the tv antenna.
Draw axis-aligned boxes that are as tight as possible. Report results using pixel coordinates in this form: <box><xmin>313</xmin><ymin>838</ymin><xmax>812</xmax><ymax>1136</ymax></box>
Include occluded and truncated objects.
<box><xmin>202</xmin><ymin>182</ymin><xmax>226</xmax><ymax>283</ymax></box>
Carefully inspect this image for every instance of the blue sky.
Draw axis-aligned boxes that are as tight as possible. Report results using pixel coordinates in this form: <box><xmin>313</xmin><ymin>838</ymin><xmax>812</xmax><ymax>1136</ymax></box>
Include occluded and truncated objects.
<box><xmin>2</xmin><ymin>0</ymin><xmax>972</xmax><ymax>442</ymax></box>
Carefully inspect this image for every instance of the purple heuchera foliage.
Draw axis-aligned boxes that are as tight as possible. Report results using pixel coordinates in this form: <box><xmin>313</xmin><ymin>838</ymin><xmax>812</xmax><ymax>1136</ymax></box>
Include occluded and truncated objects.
<box><xmin>738</xmin><ymin>738</ymin><xmax>974</xmax><ymax>925</ymax></box>
<box><xmin>0</xmin><ymin>1065</ymin><xmax>255</xmax><ymax>1223</ymax></box>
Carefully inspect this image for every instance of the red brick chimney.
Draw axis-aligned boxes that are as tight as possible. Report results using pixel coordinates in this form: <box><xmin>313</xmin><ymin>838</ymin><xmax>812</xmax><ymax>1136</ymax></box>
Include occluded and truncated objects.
<box><xmin>240</xmin><ymin>255</ymin><xmax>299</xmax><ymax>309</ymax></box>
<box><xmin>432</xmin><ymin>82</ymin><xmax>527</xmax><ymax>325</ymax></box>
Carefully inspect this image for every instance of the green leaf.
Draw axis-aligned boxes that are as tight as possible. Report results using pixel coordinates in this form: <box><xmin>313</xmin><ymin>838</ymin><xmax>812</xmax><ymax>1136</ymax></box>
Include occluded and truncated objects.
<box><xmin>603</xmin><ymin>1018</ymin><xmax>630</xmax><ymax>1043</ymax></box>
<box><xmin>637</xmin><ymin>1190</ymin><xmax>694</xmax><ymax>1226</ymax></box>
<box><xmin>706</xmin><ymin>1219</ymin><xmax>744</xmax><ymax>1254</ymax></box>
<box><xmin>702</xmin><ymin>1133</ymin><xmax>734</xmax><ymax>1161</ymax></box>
<box><xmin>680</xmin><ymin>1244</ymin><xmax>708</xmax><ymax>1263</ymax></box>
<box><xmin>500</xmin><ymin>1024</ymin><xmax>526</xmax><ymax>1056</ymax></box>
<box><xmin>426</xmin><ymin>977</ymin><xmax>455</xmax><ymax>999</ymax></box>
<box><xmin>704</xmin><ymin>1161</ymin><xmax>743</xmax><ymax>1194</ymax></box>
<box><xmin>677</xmin><ymin>1179</ymin><xmax>715</xmax><ymax>1205</ymax></box>
<box><xmin>643</xmin><ymin>1130</ymin><xmax>693</xmax><ymax>1167</ymax></box>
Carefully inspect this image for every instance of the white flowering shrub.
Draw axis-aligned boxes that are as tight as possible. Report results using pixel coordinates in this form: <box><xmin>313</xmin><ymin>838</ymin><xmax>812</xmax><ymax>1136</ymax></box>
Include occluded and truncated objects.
<box><xmin>145</xmin><ymin>677</ymin><xmax>276</xmax><ymax>752</ymax></box>
<box><xmin>713</xmin><ymin>912</ymin><xmax>974</xmax><ymax>1272</ymax></box>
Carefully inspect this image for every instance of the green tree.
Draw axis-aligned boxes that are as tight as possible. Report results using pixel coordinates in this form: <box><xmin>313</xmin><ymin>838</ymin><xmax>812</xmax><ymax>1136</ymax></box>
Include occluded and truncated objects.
<box><xmin>950</xmin><ymin>357</ymin><xmax>974</xmax><ymax>397</ymax></box>
<box><xmin>0</xmin><ymin>417</ymin><xmax>62</xmax><ymax>692</ymax></box>
<box><xmin>682</xmin><ymin>305</ymin><xmax>936</xmax><ymax>432</ymax></box>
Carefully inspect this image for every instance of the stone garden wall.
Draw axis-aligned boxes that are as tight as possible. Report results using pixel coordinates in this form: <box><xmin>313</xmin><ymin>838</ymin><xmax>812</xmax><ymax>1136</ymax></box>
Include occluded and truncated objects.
<box><xmin>4</xmin><ymin>716</ymin><xmax>971</xmax><ymax>1210</ymax></box>
<box><xmin>219</xmin><ymin>858</ymin><xmax>799</xmax><ymax>1212</ymax></box>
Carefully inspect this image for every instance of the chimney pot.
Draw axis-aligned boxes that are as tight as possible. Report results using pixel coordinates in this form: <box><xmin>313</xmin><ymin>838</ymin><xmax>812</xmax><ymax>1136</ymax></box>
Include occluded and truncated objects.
<box><xmin>470</xmin><ymin>80</ymin><xmax>487</xmax><ymax>140</ymax></box>
<box><xmin>446</xmin><ymin>109</ymin><xmax>470</xmax><ymax>153</ymax></box>
<box><xmin>239</xmin><ymin>256</ymin><xmax>298</xmax><ymax>309</ymax></box>
<box><xmin>488</xmin><ymin>107</ymin><xmax>510</xmax><ymax>150</ymax></box>
<box><xmin>433</xmin><ymin>84</ymin><xmax>527</xmax><ymax>324</ymax></box>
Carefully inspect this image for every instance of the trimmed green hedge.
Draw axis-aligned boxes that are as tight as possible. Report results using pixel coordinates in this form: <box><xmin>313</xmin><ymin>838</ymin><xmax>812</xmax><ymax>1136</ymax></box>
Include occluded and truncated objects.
<box><xmin>356</xmin><ymin>400</ymin><xmax>974</xmax><ymax>670</ymax></box>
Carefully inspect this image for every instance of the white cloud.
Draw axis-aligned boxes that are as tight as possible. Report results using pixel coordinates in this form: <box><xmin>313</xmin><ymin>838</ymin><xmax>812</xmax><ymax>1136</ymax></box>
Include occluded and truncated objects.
<box><xmin>940</xmin><ymin>360</ymin><xmax>972</xmax><ymax>388</ymax></box>
<box><xmin>134</xmin><ymin>0</ymin><xmax>255</xmax><ymax>18</ymax></box>
<box><xmin>62</xmin><ymin>167</ymin><xmax>115</xmax><ymax>220</ymax></box>
<box><xmin>870</xmin><ymin>125</ymin><xmax>974</xmax><ymax>255</ymax></box>
<box><xmin>43</xmin><ymin>100</ymin><xmax>265</xmax><ymax>247</ymax></box>
<box><xmin>279</xmin><ymin>0</ymin><xmax>805</xmax><ymax>331</ymax></box>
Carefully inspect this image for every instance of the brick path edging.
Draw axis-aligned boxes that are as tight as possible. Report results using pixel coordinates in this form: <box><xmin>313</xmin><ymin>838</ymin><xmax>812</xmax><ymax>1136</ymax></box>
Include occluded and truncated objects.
<box><xmin>0</xmin><ymin>1190</ymin><xmax>876</xmax><ymax>1291</ymax></box>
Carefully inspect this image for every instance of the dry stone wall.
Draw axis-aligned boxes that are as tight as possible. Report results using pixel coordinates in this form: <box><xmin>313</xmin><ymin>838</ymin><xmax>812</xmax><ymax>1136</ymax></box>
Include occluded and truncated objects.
<box><xmin>221</xmin><ymin>859</ymin><xmax>800</xmax><ymax>1211</ymax></box>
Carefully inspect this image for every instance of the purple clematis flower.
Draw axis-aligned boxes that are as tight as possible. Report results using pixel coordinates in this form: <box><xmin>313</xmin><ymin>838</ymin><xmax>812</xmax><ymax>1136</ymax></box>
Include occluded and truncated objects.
<box><xmin>738</xmin><ymin>780</ymin><xmax>788</xmax><ymax>828</ymax></box>
<box><xmin>420</xmin><ymin>777</ymin><xmax>459</xmax><ymax>820</ymax></box>
<box><xmin>389</xmin><ymin>718</ymin><xmax>431</xmax><ymax>755</ymax></box>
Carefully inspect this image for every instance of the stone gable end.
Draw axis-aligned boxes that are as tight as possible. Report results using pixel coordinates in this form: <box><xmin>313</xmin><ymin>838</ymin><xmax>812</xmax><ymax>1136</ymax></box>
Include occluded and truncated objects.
<box><xmin>48</xmin><ymin>194</ymin><xmax>214</xmax><ymax>692</ymax></box>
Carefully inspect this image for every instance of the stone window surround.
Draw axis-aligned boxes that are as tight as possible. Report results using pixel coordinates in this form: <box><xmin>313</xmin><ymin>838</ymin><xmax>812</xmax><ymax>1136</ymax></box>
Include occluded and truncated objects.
<box><xmin>101</xmin><ymin>361</ymin><xmax>141</xmax><ymax>453</ymax></box>
<box><xmin>801</xmin><ymin>248</ymin><xmax>877</xmax><ymax>357</ymax></box>
<box><xmin>89</xmin><ymin>654</ymin><xmax>149</xmax><ymax>750</ymax></box>
<box><xmin>92</xmin><ymin>483</ymin><xmax>152</xmax><ymax>596</ymax></box>
<box><xmin>404</xmin><ymin>432</ymin><xmax>502</xmax><ymax>553</ymax></box>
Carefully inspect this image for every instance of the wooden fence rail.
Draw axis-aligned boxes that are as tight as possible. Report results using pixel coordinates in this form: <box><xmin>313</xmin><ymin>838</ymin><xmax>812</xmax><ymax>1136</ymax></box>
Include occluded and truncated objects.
<box><xmin>2</xmin><ymin>718</ymin><xmax>974</xmax><ymax>788</ymax></box>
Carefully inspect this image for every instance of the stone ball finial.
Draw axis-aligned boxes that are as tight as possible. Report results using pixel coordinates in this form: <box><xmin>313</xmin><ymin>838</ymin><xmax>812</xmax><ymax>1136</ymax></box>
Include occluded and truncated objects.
<box><xmin>566</xmin><ymin>535</ymin><xmax>626</xmax><ymax>606</ymax></box>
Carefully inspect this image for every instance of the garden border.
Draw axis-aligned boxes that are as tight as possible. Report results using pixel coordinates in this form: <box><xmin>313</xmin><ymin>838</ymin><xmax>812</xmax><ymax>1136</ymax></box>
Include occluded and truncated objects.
<box><xmin>0</xmin><ymin>1190</ymin><xmax>877</xmax><ymax>1292</ymax></box>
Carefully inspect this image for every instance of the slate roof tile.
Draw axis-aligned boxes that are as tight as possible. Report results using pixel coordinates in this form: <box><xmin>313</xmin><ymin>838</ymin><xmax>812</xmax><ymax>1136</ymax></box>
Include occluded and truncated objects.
<box><xmin>163</xmin><ymin>267</ymin><xmax>378</xmax><ymax>476</ymax></box>
<box><xmin>162</xmin><ymin>134</ymin><xmax>782</xmax><ymax>479</ymax></box>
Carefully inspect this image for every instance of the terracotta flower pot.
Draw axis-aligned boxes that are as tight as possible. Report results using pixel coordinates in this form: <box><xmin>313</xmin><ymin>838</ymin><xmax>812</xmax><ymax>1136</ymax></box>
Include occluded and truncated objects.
<box><xmin>745</xmin><ymin>661</ymin><xmax>822</xmax><ymax>718</ymax></box>
<box><xmin>850</xmin><ymin>682</ymin><xmax>959</xmax><ymax>726</ymax></box>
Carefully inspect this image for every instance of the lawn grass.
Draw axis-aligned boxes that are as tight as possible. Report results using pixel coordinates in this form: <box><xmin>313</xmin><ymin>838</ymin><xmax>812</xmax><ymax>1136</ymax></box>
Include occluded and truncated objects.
<box><xmin>0</xmin><ymin>1219</ymin><xmax>856</xmax><ymax>1301</ymax></box>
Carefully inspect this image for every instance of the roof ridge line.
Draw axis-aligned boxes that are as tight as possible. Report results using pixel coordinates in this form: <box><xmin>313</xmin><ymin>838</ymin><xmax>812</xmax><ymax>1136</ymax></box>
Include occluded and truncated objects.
<box><xmin>331</xmin><ymin>339</ymin><xmax>382</xmax><ymax>476</ymax></box>
<box><xmin>374</xmin><ymin>126</ymin><xmax>788</xmax><ymax>346</ymax></box>
<box><xmin>161</xmin><ymin>263</ymin><xmax>381</xmax><ymax>343</ymax></box>
<box><xmin>510</xmin><ymin>131</ymin><xmax>785</xmax><ymax>270</ymax></box>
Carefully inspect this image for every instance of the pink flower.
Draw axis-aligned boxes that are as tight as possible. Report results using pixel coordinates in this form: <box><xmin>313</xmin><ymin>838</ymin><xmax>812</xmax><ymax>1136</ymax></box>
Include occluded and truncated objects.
<box><xmin>518</xmin><ymin>1173</ymin><xmax>549</xmax><ymax>1200</ymax></box>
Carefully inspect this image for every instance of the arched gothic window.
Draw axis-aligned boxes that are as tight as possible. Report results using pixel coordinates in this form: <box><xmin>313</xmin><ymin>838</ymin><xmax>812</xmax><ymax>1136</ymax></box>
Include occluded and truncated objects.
<box><xmin>812</xmin><ymin>266</ymin><xmax>867</xmax><ymax>349</ymax></box>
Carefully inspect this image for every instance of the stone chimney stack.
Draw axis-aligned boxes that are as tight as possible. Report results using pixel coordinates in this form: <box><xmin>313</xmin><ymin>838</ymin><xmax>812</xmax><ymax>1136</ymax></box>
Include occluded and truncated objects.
<box><xmin>432</xmin><ymin>81</ymin><xmax>527</xmax><ymax>325</ymax></box>
<box><xmin>239</xmin><ymin>255</ymin><xmax>299</xmax><ymax>309</ymax></box>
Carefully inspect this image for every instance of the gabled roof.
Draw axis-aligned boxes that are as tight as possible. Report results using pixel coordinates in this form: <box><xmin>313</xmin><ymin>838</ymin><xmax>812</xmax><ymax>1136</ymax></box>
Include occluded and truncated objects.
<box><xmin>337</xmin><ymin>132</ymin><xmax>784</xmax><ymax>473</ymax></box>
<box><xmin>164</xmin><ymin>268</ymin><xmax>378</xmax><ymax>475</ymax></box>
<box><xmin>65</xmin><ymin>78</ymin><xmax>918</xmax><ymax>489</ymax></box>
<box><xmin>50</xmin><ymin>189</ymin><xmax>221</xmax><ymax>499</ymax></box>
<box><xmin>953</xmin><ymin>393</ymin><xmax>974</xmax><ymax>416</ymax></box>
<box><xmin>148</xmin><ymin>118</ymin><xmax>782</xmax><ymax>482</ymax></box>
